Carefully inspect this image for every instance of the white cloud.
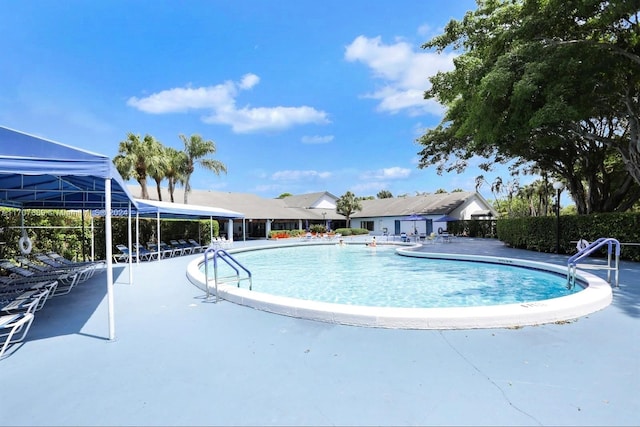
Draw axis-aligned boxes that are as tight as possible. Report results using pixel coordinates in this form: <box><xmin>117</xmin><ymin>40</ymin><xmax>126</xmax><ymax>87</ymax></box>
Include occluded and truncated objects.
<box><xmin>127</xmin><ymin>73</ymin><xmax>329</xmax><ymax>133</ymax></box>
<box><xmin>301</xmin><ymin>135</ymin><xmax>334</xmax><ymax>144</ymax></box>
<box><xmin>360</xmin><ymin>166</ymin><xmax>411</xmax><ymax>180</ymax></box>
<box><xmin>344</xmin><ymin>35</ymin><xmax>457</xmax><ymax>116</ymax></box>
<box><xmin>271</xmin><ymin>169</ymin><xmax>332</xmax><ymax>181</ymax></box>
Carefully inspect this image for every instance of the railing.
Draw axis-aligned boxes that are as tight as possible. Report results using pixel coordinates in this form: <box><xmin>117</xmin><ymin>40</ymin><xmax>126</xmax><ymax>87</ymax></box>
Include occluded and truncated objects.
<box><xmin>203</xmin><ymin>247</ymin><xmax>252</xmax><ymax>303</ymax></box>
<box><xmin>567</xmin><ymin>237</ymin><xmax>620</xmax><ymax>289</ymax></box>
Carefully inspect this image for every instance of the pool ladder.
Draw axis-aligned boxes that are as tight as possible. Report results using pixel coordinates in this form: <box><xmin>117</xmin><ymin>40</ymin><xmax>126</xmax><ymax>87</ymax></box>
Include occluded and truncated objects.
<box><xmin>203</xmin><ymin>247</ymin><xmax>252</xmax><ymax>303</ymax></box>
<box><xmin>567</xmin><ymin>237</ymin><xmax>620</xmax><ymax>289</ymax></box>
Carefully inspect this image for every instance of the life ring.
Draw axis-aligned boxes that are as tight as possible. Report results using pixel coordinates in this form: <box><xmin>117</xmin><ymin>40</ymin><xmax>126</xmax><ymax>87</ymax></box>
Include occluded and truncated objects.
<box><xmin>438</xmin><ymin>227</ymin><xmax>444</xmax><ymax>235</ymax></box>
<box><xmin>19</xmin><ymin>235</ymin><xmax>33</xmax><ymax>255</ymax></box>
<box><xmin>576</xmin><ymin>239</ymin><xmax>589</xmax><ymax>251</ymax></box>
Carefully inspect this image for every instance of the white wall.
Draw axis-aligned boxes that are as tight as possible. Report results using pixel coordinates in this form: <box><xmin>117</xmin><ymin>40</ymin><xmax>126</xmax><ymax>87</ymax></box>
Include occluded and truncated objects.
<box><xmin>311</xmin><ymin>194</ymin><xmax>337</xmax><ymax>209</ymax></box>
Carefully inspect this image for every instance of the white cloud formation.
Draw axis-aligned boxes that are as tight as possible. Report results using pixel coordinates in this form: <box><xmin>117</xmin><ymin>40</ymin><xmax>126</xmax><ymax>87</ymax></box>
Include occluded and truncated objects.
<box><xmin>360</xmin><ymin>166</ymin><xmax>411</xmax><ymax>180</ymax></box>
<box><xmin>271</xmin><ymin>169</ymin><xmax>332</xmax><ymax>181</ymax></box>
<box><xmin>344</xmin><ymin>35</ymin><xmax>457</xmax><ymax>116</ymax></box>
<box><xmin>301</xmin><ymin>135</ymin><xmax>334</xmax><ymax>144</ymax></box>
<box><xmin>127</xmin><ymin>73</ymin><xmax>330</xmax><ymax>133</ymax></box>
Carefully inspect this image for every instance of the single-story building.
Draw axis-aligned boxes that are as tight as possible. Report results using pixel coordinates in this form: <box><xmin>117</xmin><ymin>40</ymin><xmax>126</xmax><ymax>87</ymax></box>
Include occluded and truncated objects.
<box><xmin>129</xmin><ymin>187</ymin><xmax>497</xmax><ymax>240</ymax></box>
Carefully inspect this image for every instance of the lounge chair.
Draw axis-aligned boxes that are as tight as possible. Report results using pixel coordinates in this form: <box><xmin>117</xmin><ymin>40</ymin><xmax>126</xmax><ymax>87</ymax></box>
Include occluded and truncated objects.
<box><xmin>0</xmin><ymin>260</ymin><xmax>78</xmax><ymax>296</ymax></box>
<box><xmin>32</xmin><ymin>254</ymin><xmax>99</xmax><ymax>281</ymax></box>
<box><xmin>114</xmin><ymin>244</ymin><xmax>133</xmax><ymax>263</ymax></box>
<box><xmin>159</xmin><ymin>241</ymin><xmax>180</xmax><ymax>257</ymax></box>
<box><xmin>133</xmin><ymin>243</ymin><xmax>158</xmax><ymax>261</ymax></box>
<box><xmin>148</xmin><ymin>242</ymin><xmax>173</xmax><ymax>259</ymax></box>
<box><xmin>0</xmin><ymin>312</ymin><xmax>35</xmax><ymax>359</ymax></box>
<box><xmin>178</xmin><ymin>239</ymin><xmax>194</xmax><ymax>255</ymax></box>
<box><xmin>0</xmin><ymin>278</ymin><xmax>58</xmax><ymax>300</ymax></box>
<box><xmin>188</xmin><ymin>239</ymin><xmax>204</xmax><ymax>253</ymax></box>
<box><xmin>44</xmin><ymin>252</ymin><xmax>105</xmax><ymax>275</ymax></box>
<box><xmin>1</xmin><ymin>288</ymin><xmax>50</xmax><ymax>314</ymax></box>
<box><xmin>19</xmin><ymin>256</ymin><xmax>93</xmax><ymax>283</ymax></box>
<box><xmin>170</xmin><ymin>240</ymin><xmax>190</xmax><ymax>255</ymax></box>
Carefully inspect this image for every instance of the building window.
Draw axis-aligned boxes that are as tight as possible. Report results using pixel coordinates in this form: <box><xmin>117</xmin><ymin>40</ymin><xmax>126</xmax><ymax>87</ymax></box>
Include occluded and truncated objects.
<box><xmin>360</xmin><ymin>221</ymin><xmax>374</xmax><ymax>231</ymax></box>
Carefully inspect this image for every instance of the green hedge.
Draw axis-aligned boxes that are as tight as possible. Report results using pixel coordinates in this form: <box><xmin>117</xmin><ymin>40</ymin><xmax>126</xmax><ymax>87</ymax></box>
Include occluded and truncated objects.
<box><xmin>497</xmin><ymin>212</ymin><xmax>640</xmax><ymax>261</ymax></box>
<box><xmin>0</xmin><ymin>208</ymin><xmax>219</xmax><ymax>261</ymax></box>
<box><xmin>0</xmin><ymin>209</ymin><xmax>90</xmax><ymax>261</ymax></box>
<box><xmin>334</xmin><ymin>228</ymin><xmax>370</xmax><ymax>236</ymax></box>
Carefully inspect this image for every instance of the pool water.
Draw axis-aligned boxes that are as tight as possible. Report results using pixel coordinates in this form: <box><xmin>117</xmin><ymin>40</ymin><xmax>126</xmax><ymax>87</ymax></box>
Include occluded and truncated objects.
<box><xmin>204</xmin><ymin>244</ymin><xmax>579</xmax><ymax>309</ymax></box>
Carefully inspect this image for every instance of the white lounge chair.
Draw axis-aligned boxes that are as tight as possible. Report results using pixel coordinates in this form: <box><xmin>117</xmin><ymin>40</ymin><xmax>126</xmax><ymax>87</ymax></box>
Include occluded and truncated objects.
<box><xmin>0</xmin><ymin>312</ymin><xmax>35</xmax><ymax>358</ymax></box>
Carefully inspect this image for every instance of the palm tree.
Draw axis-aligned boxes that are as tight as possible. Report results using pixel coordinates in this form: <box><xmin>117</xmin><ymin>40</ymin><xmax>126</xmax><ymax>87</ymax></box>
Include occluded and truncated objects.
<box><xmin>113</xmin><ymin>133</ymin><xmax>163</xmax><ymax>200</ymax></box>
<box><xmin>336</xmin><ymin>191</ymin><xmax>362</xmax><ymax>228</ymax></box>
<box><xmin>164</xmin><ymin>147</ymin><xmax>187</xmax><ymax>203</ymax></box>
<box><xmin>178</xmin><ymin>134</ymin><xmax>227</xmax><ymax>204</ymax></box>
<box><xmin>147</xmin><ymin>143</ymin><xmax>169</xmax><ymax>201</ymax></box>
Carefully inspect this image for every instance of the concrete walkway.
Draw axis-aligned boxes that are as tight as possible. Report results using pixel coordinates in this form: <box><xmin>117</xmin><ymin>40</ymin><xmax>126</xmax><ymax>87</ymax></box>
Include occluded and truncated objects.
<box><xmin>1</xmin><ymin>237</ymin><xmax>638</xmax><ymax>426</ymax></box>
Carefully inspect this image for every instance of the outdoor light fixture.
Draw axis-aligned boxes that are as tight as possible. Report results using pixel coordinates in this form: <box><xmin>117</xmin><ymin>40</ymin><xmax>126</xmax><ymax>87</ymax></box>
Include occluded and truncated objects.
<box><xmin>552</xmin><ymin>181</ymin><xmax>565</xmax><ymax>254</ymax></box>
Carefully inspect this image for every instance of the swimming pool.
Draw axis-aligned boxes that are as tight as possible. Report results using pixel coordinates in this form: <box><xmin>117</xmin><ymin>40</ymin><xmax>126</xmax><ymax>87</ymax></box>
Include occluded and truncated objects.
<box><xmin>186</xmin><ymin>242</ymin><xmax>613</xmax><ymax>329</ymax></box>
<box><xmin>206</xmin><ymin>245</ymin><xmax>576</xmax><ymax>308</ymax></box>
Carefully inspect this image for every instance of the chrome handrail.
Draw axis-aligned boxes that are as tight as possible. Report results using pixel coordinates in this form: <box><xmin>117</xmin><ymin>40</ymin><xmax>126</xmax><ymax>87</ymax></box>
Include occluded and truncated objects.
<box><xmin>203</xmin><ymin>247</ymin><xmax>252</xmax><ymax>302</ymax></box>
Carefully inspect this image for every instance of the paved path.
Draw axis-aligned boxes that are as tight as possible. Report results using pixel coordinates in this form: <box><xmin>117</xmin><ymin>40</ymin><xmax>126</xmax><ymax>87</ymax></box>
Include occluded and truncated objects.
<box><xmin>1</xmin><ymin>238</ymin><xmax>638</xmax><ymax>426</ymax></box>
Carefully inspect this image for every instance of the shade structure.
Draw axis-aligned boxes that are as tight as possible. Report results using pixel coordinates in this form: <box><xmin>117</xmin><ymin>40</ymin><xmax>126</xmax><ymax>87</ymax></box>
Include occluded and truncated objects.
<box><xmin>434</xmin><ymin>215</ymin><xmax>459</xmax><ymax>222</ymax></box>
<box><xmin>0</xmin><ymin>125</ymin><xmax>139</xmax><ymax>341</ymax></box>
<box><xmin>402</xmin><ymin>214</ymin><xmax>427</xmax><ymax>221</ymax></box>
<box><xmin>134</xmin><ymin>199</ymin><xmax>244</xmax><ymax>219</ymax></box>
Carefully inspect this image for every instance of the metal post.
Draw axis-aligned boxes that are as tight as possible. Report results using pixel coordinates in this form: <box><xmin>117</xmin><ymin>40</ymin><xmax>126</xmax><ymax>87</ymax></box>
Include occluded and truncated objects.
<box><xmin>553</xmin><ymin>181</ymin><xmax>564</xmax><ymax>254</ymax></box>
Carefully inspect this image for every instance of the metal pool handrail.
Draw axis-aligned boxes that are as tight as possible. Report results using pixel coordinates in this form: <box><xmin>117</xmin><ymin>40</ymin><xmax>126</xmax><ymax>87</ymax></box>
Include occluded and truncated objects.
<box><xmin>567</xmin><ymin>237</ymin><xmax>620</xmax><ymax>289</ymax></box>
<box><xmin>203</xmin><ymin>247</ymin><xmax>252</xmax><ymax>303</ymax></box>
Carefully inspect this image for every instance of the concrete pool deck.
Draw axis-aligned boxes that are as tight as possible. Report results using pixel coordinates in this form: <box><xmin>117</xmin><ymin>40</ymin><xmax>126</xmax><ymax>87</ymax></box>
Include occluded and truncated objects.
<box><xmin>1</xmin><ymin>237</ymin><xmax>638</xmax><ymax>426</ymax></box>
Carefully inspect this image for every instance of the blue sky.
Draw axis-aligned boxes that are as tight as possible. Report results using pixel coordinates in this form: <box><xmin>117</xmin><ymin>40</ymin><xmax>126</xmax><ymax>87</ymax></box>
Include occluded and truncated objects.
<box><xmin>0</xmin><ymin>0</ymin><xmax>525</xmax><ymax>201</ymax></box>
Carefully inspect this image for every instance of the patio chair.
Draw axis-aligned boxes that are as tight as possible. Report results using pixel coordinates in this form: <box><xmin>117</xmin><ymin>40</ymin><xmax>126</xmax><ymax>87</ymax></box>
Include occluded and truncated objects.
<box><xmin>1</xmin><ymin>287</ymin><xmax>51</xmax><ymax>314</ymax></box>
<box><xmin>170</xmin><ymin>240</ymin><xmax>190</xmax><ymax>255</ymax></box>
<box><xmin>0</xmin><ymin>312</ymin><xmax>35</xmax><ymax>359</ymax></box>
<box><xmin>177</xmin><ymin>239</ymin><xmax>194</xmax><ymax>255</ymax></box>
<box><xmin>114</xmin><ymin>244</ymin><xmax>133</xmax><ymax>263</ymax></box>
<box><xmin>159</xmin><ymin>241</ymin><xmax>180</xmax><ymax>257</ymax></box>
<box><xmin>148</xmin><ymin>242</ymin><xmax>173</xmax><ymax>259</ymax></box>
<box><xmin>0</xmin><ymin>278</ymin><xmax>58</xmax><ymax>300</ymax></box>
<box><xmin>44</xmin><ymin>252</ymin><xmax>106</xmax><ymax>274</ymax></box>
<box><xmin>134</xmin><ymin>243</ymin><xmax>158</xmax><ymax>261</ymax></box>
<box><xmin>0</xmin><ymin>260</ymin><xmax>78</xmax><ymax>296</ymax></box>
<box><xmin>34</xmin><ymin>253</ymin><xmax>101</xmax><ymax>281</ymax></box>
<box><xmin>188</xmin><ymin>239</ymin><xmax>204</xmax><ymax>253</ymax></box>
<box><xmin>218</xmin><ymin>236</ymin><xmax>232</xmax><ymax>249</ymax></box>
<box><xmin>19</xmin><ymin>256</ymin><xmax>93</xmax><ymax>284</ymax></box>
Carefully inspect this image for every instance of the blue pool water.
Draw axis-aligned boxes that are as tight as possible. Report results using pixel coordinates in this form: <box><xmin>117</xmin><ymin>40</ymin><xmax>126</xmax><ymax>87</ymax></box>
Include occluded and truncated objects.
<box><xmin>204</xmin><ymin>244</ymin><xmax>578</xmax><ymax>308</ymax></box>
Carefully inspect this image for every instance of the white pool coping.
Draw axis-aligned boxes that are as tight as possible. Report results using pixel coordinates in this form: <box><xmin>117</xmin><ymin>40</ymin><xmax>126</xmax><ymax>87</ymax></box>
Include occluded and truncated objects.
<box><xmin>186</xmin><ymin>242</ymin><xmax>613</xmax><ymax>330</ymax></box>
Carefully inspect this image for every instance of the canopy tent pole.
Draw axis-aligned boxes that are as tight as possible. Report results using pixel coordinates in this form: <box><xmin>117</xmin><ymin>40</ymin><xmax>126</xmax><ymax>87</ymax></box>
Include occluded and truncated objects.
<box><xmin>156</xmin><ymin>212</ymin><xmax>161</xmax><ymax>260</ymax></box>
<box><xmin>90</xmin><ymin>215</ymin><xmax>95</xmax><ymax>261</ymax></box>
<box><xmin>104</xmin><ymin>178</ymin><xmax>116</xmax><ymax>340</ymax></box>
<box><xmin>135</xmin><ymin>211</ymin><xmax>140</xmax><ymax>265</ymax></box>
<box><xmin>81</xmin><ymin>209</ymin><xmax>86</xmax><ymax>262</ymax></box>
<box><xmin>210</xmin><ymin>217</ymin><xmax>213</xmax><ymax>245</ymax></box>
<box><xmin>128</xmin><ymin>203</ymin><xmax>133</xmax><ymax>284</ymax></box>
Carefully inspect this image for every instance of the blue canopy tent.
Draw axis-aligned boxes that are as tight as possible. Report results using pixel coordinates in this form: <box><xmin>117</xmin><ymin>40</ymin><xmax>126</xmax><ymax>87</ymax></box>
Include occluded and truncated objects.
<box><xmin>0</xmin><ymin>125</ymin><xmax>139</xmax><ymax>340</ymax></box>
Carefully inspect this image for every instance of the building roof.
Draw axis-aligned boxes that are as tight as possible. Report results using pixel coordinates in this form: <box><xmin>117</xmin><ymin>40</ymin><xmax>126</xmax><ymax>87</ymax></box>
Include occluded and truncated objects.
<box><xmin>353</xmin><ymin>192</ymin><xmax>478</xmax><ymax>218</ymax></box>
<box><xmin>128</xmin><ymin>187</ymin><xmax>496</xmax><ymax>221</ymax></box>
<box><xmin>129</xmin><ymin>187</ymin><xmax>343</xmax><ymax>220</ymax></box>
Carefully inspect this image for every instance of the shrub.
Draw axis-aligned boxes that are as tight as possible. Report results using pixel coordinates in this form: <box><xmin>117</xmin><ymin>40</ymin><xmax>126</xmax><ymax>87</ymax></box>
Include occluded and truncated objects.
<box><xmin>497</xmin><ymin>212</ymin><xmax>640</xmax><ymax>261</ymax></box>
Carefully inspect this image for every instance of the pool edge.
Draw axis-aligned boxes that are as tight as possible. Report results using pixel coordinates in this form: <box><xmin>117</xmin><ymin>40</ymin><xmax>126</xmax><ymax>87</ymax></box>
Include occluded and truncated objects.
<box><xmin>186</xmin><ymin>243</ymin><xmax>613</xmax><ymax>330</ymax></box>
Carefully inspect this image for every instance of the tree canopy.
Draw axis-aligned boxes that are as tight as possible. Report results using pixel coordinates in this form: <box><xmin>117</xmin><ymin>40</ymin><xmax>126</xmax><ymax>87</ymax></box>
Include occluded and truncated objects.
<box><xmin>336</xmin><ymin>191</ymin><xmax>362</xmax><ymax>227</ymax></box>
<box><xmin>417</xmin><ymin>0</ymin><xmax>640</xmax><ymax>213</ymax></box>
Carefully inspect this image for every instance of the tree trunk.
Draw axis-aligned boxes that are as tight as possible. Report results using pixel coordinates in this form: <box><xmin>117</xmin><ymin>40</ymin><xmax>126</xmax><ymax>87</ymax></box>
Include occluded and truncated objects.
<box><xmin>137</xmin><ymin>178</ymin><xmax>149</xmax><ymax>200</ymax></box>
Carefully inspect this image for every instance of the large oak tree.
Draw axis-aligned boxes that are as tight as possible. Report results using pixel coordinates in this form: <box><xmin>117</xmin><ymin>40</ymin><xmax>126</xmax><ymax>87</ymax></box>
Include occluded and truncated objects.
<box><xmin>417</xmin><ymin>0</ymin><xmax>640</xmax><ymax>213</ymax></box>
